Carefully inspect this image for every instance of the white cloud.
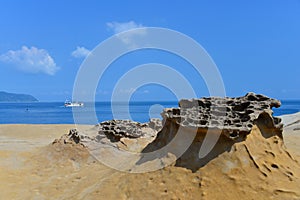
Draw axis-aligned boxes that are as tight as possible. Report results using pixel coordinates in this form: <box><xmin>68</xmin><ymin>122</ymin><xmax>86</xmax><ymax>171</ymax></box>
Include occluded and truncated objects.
<box><xmin>106</xmin><ymin>21</ymin><xmax>144</xmax><ymax>34</ymax></box>
<box><xmin>106</xmin><ymin>21</ymin><xmax>147</xmax><ymax>47</ymax></box>
<box><xmin>71</xmin><ymin>46</ymin><xmax>91</xmax><ymax>58</ymax></box>
<box><xmin>0</xmin><ymin>46</ymin><xmax>59</xmax><ymax>75</ymax></box>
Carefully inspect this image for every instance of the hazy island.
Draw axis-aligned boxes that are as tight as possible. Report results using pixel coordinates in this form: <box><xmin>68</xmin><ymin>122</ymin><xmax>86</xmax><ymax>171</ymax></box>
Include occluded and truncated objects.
<box><xmin>0</xmin><ymin>91</ymin><xmax>38</xmax><ymax>102</ymax></box>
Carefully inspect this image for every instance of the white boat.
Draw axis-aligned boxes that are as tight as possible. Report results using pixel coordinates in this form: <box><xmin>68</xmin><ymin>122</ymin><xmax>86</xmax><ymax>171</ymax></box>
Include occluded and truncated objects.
<box><xmin>64</xmin><ymin>100</ymin><xmax>84</xmax><ymax>107</ymax></box>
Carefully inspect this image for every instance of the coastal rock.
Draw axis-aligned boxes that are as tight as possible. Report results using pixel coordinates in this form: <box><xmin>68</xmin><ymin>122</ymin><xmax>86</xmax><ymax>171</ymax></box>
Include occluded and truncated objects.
<box><xmin>162</xmin><ymin>92</ymin><xmax>282</xmax><ymax>140</ymax></box>
<box><xmin>47</xmin><ymin>93</ymin><xmax>300</xmax><ymax>199</ymax></box>
<box><xmin>3</xmin><ymin>121</ymin><xmax>300</xmax><ymax>200</ymax></box>
<box><xmin>141</xmin><ymin>93</ymin><xmax>284</xmax><ymax>171</ymax></box>
<box><xmin>149</xmin><ymin>118</ymin><xmax>163</xmax><ymax>131</ymax></box>
<box><xmin>96</xmin><ymin>119</ymin><xmax>157</xmax><ymax>142</ymax></box>
<box><xmin>52</xmin><ymin>129</ymin><xmax>82</xmax><ymax>145</ymax></box>
<box><xmin>54</xmin><ymin>93</ymin><xmax>290</xmax><ymax>172</ymax></box>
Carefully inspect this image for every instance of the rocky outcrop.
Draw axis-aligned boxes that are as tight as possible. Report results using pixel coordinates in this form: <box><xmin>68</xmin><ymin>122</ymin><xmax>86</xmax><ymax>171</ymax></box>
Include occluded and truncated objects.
<box><xmin>52</xmin><ymin>129</ymin><xmax>83</xmax><ymax>145</ymax></box>
<box><xmin>163</xmin><ymin>92</ymin><xmax>282</xmax><ymax>140</ymax></box>
<box><xmin>141</xmin><ymin>93</ymin><xmax>284</xmax><ymax>171</ymax></box>
<box><xmin>54</xmin><ymin>118</ymin><xmax>160</xmax><ymax>155</ymax></box>
<box><xmin>56</xmin><ymin>93</ymin><xmax>289</xmax><ymax>172</ymax></box>
<box><xmin>47</xmin><ymin>93</ymin><xmax>300</xmax><ymax>199</ymax></box>
<box><xmin>148</xmin><ymin>118</ymin><xmax>163</xmax><ymax>131</ymax></box>
<box><xmin>96</xmin><ymin>119</ymin><xmax>160</xmax><ymax>142</ymax></box>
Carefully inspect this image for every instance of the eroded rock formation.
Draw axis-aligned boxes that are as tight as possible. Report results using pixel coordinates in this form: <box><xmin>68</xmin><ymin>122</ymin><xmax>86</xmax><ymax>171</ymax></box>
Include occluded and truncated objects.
<box><xmin>96</xmin><ymin>119</ymin><xmax>161</xmax><ymax>142</ymax></box>
<box><xmin>56</xmin><ymin>93</ymin><xmax>290</xmax><ymax>172</ymax></box>
<box><xmin>163</xmin><ymin>92</ymin><xmax>282</xmax><ymax>139</ymax></box>
<box><xmin>50</xmin><ymin>93</ymin><xmax>300</xmax><ymax>198</ymax></box>
<box><xmin>140</xmin><ymin>92</ymin><xmax>284</xmax><ymax>171</ymax></box>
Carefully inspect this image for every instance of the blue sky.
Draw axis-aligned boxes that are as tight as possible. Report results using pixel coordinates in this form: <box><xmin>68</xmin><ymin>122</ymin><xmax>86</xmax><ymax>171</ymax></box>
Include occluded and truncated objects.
<box><xmin>0</xmin><ymin>0</ymin><xmax>299</xmax><ymax>101</ymax></box>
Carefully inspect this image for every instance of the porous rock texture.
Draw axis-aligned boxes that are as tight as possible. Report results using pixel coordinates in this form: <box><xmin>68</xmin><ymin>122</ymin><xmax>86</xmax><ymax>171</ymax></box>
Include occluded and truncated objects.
<box><xmin>58</xmin><ymin>92</ymin><xmax>285</xmax><ymax>171</ymax></box>
<box><xmin>164</xmin><ymin>92</ymin><xmax>282</xmax><ymax>139</ymax></box>
<box><xmin>53</xmin><ymin>118</ymin><xmax>162</xmax><ymax>156</ymax></box>
<box><xmin>50</xmin><ymin>93</ymin><xmax>300</xmax><ymax>199</ymax></box>
<box><xmin>141</xmin><ymin>92</ymin><xmax>284</xmax><ymax>171</ymax></box>
<box><xmin>97</xmin><ymin>119</ymin><xmax>162</xmax><ymax>142</ymax></box>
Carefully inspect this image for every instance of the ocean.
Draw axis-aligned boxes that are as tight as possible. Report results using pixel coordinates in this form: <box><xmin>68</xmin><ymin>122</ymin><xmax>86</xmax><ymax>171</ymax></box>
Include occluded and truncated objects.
<box><xmin>0</xmin><ymin>100</ymin><xmax>299</xmax><ymax>124</ymax></box>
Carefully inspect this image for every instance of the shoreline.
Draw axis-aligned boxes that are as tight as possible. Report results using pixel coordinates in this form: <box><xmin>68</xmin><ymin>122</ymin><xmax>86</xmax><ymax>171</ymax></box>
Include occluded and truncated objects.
<box><xmin>0</xmin><ymin>112</ymin><xmax>299</xmax><ymax>199</ymax></box>
<box><xmin>0</xmin><ymin>120</ymin><xmax>298</xmax><ymax>155</ymax></box>
<box><xmin>0</xmin><ymin>124</ymin><xmax>93</xmax><ymax>151</ymax></box>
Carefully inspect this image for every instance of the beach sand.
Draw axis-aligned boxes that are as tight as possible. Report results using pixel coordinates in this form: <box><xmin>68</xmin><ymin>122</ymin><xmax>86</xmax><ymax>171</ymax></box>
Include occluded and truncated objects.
<box><xmin>0</xmin><ymin>121</ymin><xmax>299</xmax><ymax>200</ymax></box>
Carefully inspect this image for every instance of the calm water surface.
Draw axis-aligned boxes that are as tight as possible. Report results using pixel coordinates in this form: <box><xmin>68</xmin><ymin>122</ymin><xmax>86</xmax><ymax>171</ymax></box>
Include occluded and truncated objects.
<box><xmin>0</xmin><ymin>100</ymin><xmax>299</xmax><ymax>124</ymax></box>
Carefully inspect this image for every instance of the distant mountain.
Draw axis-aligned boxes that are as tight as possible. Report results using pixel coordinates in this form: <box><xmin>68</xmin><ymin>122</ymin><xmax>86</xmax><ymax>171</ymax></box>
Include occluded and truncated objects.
<box><xmin>0</xmin><ymin>91</ymin><xmax>38</xmax><ymax>102</ymax></box>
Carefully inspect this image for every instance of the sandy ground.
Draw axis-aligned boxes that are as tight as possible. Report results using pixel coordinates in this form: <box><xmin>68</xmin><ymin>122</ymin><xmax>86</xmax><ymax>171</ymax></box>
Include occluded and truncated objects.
<box><xmin>0</xmin><ymin>123</ymin><xmax>299</xmax><ymax>200</ymax></box>
<box><xmin>282</xmin><ymin>112</ymin><xmax>300</xmax><ymax>160</ymax></box>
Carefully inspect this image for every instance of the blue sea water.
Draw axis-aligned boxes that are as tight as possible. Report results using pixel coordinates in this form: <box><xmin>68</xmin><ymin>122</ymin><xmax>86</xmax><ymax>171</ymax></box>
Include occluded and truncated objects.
<box><xmin>0</xmin><ymin>100</ymin><xmax>299</xmax><ymax>124</ymax></box>
<box><xmin>0</xmin><ymin>101</ymin><xmax>176</xmax><ymax>124</ymax></box>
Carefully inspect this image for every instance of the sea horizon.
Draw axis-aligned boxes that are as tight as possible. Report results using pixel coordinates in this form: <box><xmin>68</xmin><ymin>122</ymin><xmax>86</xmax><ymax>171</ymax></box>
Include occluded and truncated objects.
<box><xmin>0</xmin><ymin>100</ymin><xmax>299</xmax><ymax>125</ymax></box>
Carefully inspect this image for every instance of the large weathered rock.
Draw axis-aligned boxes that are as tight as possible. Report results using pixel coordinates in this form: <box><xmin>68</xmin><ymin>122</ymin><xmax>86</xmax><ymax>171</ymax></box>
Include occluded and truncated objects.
<box><xmin>162</xmin><ymin>92</ymin><xmax>282</xmax><ymax>140</ymax></box>
<box><xmin>141</xmin><ymin>93</ymin><xmax>284</xmax><ymax>171</ymax></box>
<box><xmin>47</xmin><ymin>93</ymin><xmax>300</xmax><ymax>199</ymax></box>
<box><xmin>56</xmin><ymin>93</ymin><xmax>287</xmax><ymax>172</ymax></box>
